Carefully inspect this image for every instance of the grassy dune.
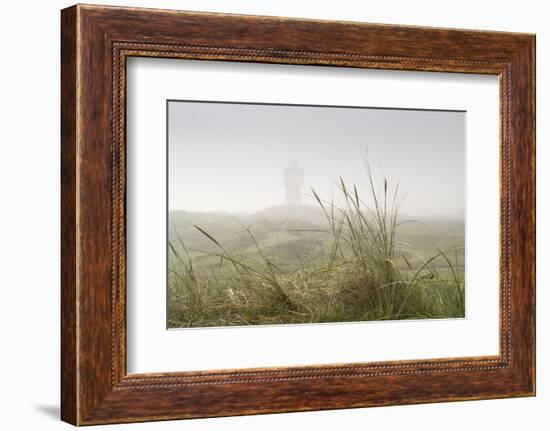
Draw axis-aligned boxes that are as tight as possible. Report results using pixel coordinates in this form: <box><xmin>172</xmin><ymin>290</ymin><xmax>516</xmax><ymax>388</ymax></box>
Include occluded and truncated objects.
<box><xmin>167</xmin><ymin>171</ymin><xmax>465</xmax><ymax>328</ymax></box>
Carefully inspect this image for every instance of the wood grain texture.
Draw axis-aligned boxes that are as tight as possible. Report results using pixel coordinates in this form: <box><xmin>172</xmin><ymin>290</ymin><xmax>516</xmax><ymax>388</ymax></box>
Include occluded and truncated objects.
<box><xmin>60</xmin><ymin>4</ymin><xmax>536</xmax><ymax>425</ymax></box>
<box><xmin>60</xmin><ymin>5</ymin><xmax>78</xmax><ymax>425</ymax></box>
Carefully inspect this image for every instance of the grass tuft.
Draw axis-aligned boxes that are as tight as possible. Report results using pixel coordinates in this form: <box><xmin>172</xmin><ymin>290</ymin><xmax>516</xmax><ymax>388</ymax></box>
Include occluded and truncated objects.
<box><xmin>168</xmin><ymin>163</ymin><xmax>465</xmax><ymax>328</ymax></box>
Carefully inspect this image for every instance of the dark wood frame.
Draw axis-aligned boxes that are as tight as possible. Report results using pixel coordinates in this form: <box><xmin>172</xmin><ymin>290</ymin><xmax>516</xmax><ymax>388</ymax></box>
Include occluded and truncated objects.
<box><xmin>61</xmin><ymin>4</ymin><xmax>536</xmax><ymax>426</ymax></box>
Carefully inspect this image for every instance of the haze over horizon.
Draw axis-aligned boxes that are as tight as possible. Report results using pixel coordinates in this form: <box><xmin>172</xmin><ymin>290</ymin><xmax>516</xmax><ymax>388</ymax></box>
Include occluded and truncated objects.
<box><xmin>168</xmin><ymin>101</ymin><xmax>465</xmax><ymax>218</ymax></box>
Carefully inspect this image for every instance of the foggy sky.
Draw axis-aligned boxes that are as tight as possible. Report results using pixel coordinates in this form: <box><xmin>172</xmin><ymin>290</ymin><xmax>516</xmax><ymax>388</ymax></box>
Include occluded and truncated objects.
<box><xmin>168</xmin><ymin>101</ymin><xmax>465</xmax><ymax>217</ymax></box>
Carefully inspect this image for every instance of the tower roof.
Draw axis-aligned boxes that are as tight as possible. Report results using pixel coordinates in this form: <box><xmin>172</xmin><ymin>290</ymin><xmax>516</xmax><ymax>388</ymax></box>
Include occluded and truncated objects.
<box><xmin>283</xmin><ymin>159</ymin><xmax>304</xmax><ymax>175</ymax></box>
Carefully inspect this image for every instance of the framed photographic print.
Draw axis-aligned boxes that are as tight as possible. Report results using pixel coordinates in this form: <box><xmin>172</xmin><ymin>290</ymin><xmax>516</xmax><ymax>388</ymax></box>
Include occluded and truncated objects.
<box><xmin>61</xmin><ymin>4</ymin><xmax>536</xmax><ymax>425</ymax></box>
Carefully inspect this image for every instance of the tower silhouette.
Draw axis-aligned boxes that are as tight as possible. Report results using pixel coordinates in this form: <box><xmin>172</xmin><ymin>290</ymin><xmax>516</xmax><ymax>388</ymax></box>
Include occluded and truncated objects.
<box><xmin>283</xmin><ymin>160</ymin><xmax>304</xmax><ymax>206</ymax></box>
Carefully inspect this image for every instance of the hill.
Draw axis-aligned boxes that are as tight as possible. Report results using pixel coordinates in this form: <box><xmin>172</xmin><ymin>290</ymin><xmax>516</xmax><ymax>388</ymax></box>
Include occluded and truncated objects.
<box><xmin>169</xmin><ymin>206</ymin><xmax>464</xmax><ymax>273</ymax></box>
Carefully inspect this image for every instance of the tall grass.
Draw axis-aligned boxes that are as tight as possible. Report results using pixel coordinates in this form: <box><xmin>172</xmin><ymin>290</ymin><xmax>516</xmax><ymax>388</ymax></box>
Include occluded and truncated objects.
<box><xmin>168</xmin><ymin>165</ymin><xmax>465</xmax><ymax>328</ymax></box>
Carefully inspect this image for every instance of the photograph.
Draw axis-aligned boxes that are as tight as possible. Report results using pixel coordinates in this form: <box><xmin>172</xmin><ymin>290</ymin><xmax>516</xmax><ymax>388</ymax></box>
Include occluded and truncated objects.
<box><xmin>167</xmin><ymin>100</ymin><xmax>466</xmax><ymax>328</ymax></box>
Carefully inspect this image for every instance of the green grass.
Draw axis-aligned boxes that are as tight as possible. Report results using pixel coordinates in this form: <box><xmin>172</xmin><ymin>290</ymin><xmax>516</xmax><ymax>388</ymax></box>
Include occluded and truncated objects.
<box><xmin>167</xmin><ymin>165</ymin><xmax>465</xmax><ymax>328</ymax></box>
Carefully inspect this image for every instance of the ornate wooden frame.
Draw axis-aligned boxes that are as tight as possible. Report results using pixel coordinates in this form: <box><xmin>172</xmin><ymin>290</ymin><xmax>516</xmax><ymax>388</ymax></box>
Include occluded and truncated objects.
<box><xmin>61</xmin><ymin>4</ymin><xmax>536</xmax><ymax>425</ymax></box>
